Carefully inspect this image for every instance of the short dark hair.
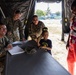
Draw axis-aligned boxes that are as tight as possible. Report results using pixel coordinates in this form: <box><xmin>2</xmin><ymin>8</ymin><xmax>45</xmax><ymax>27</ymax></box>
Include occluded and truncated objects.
<box><xmin>32</xmin><ymin>15</ymin><xmax>38</xmax><ymax>19</ymax></box>
<box><xmin>71</xmin><ymin>0</ymin><xmax>76</xmax><ymax>10</ymax></box>
<box><xmin>42</xmin><ymin>31</ymin><xmax>48</xmax><ymax>36</ymax></box>
<box><xmin>0</xmin><ymin>22</ymin><xmax>6</xmax><ymax>26</ymax></box>
<box><xmin>42</xmin><ymin>27</ymin><xmax>48</xmax><ymax>32</ymax></box>
<box><xmin>14</xmin><ymin>10</ymin><xmax>21</xmax><ymax>14</ymax></box>
<box><xmin>42</xmin><ymin>27</ymin><xmax>48</xmax><ymax>35</ymax></box>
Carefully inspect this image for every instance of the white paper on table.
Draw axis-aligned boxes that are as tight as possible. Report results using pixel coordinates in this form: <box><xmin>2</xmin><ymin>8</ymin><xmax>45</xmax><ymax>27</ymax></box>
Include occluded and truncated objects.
<box><xmin>12</xmin><ymin>41</ymin><xmax>22</xmax><ymax>44</ymax></box>
<box><xmin>8</xmin><ymin>46</ymin><xmax>25</xmax><ymax>55</ymax></box>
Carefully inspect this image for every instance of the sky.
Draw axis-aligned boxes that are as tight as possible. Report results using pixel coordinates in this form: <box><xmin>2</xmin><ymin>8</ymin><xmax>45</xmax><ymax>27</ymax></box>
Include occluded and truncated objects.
<box><xmin>35</xmin><ymin>2</ymin><xmax>62</xmax><ymax>13</ymax></box>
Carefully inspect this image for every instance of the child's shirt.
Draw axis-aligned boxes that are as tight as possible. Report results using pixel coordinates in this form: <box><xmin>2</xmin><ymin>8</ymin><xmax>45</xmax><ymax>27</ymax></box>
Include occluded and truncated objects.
<box><xmin>39</xmin><ymin>39</ymin><xmax>52</xmax><ymax>54</ymax></box>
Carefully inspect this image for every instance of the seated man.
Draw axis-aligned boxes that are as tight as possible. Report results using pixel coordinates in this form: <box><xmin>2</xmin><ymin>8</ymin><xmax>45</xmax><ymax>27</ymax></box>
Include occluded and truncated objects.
<box><xmin>28</xmin><ymin>15</ymin><xmax>45</xmax><ymax>40</ymax></box>
<box><xmin>0</xmin><ymin>22</ymin><xmax>12</xmax><ymax>60</ymax></box>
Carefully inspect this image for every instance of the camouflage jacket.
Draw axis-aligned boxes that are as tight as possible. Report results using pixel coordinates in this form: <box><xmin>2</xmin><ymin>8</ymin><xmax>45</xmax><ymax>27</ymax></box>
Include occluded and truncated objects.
<box><xmin>4</xmin><ymin>17</ymin><xmax>24</xmax><ymax>42</ymax></box>
<box><xmin>0</xmin><ymin>36</ymin><xmax>10</xmax><ymax>54</ymax></box>
<box><xmin>29</xmin><ymin>21</ymin><xmax>45</xmax><ymax>39</ymax></box>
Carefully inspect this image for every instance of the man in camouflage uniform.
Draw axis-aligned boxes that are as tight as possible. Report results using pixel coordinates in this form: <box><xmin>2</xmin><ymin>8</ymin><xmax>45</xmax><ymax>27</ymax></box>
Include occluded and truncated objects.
<box><xmin>28</xmin><ymin>15</ymin><xmax>45</xmax><ymax>40</ymax></box>
<box><xmin>0</xmin><ymin>23</ymin><xmax>12</xmax><ymax>74</ymax></box>
<box><xmin>4</xmin><ymin>10</ymin><xmax>24</xmax><ymax>42</ymax></box>
<box><xmin>0</xmin><ymin>23</ymin><xmax>12</xmax><ymax>56</ymax></box>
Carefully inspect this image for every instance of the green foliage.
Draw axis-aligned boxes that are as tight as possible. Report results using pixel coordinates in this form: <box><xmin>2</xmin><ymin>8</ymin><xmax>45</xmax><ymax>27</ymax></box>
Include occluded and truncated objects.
<box><xmin>35</xmin><ymin>10</ymin><xmax>46</xmax><ymax>17</ymax></box>
<box><xmin>55</xmin><ymin>11</ymin><xmax>60</xmax><ymax>16</ymax></box>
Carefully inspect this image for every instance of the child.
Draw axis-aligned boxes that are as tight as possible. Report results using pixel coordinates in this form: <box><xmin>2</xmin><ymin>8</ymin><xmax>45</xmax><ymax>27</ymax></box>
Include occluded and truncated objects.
<box><xmin>39</xmin><ymin>27</ymin><xmax>52</xmax><ymax>54</ymax></box>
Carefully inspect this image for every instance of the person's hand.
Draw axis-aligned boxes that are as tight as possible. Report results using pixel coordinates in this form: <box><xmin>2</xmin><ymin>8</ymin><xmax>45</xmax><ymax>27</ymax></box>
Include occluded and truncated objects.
<box><xmin>41</xmin><ymin>46</ymin><xmax>46</xmax><ymax>49</ymax></box>
<box><xmin>66</xmin><ymin>45</ymin><xmax>69</xmax><ymax>50</ymax></box>
<box><xmin>6</xmin><ymin>44</ymin><xmax>13</xmax><ymax>50</ymax></box>
<box><xmin>40</xmin><ymin>46</ymin><xmax>47</xmax><ymax>51</ymax></box>
<box><xmin>66</xmin><ymin>41</ymin><xmax>69</xmax><ymax>50</ymax></box>
<box><xmin>66</xmin><ymin>47</ymin><xmax>69</xmax><ymax>50</ymax></box>
<box><xmin>34</xmin><ymin>38</ymin><xmax>38</xmax><ymax>42</ymax></box>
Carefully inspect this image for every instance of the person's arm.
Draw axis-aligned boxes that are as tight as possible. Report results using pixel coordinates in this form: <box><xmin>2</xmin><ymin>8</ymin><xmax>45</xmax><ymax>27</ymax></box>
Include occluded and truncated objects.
<box><xmin>66</xmin><ymin>14</ymin><xmax>74</xmax><ymax>49</ymax></box>
<box><xmin>66</xmin><ymin>33</ymin><xmax>70</xmax><ymax>49</ymax></box>
<box><xmin>18</xmin><ymin>20</ymin><xmax>25</xmax><ymax>41</ymax></box>
<box><xmin>42</xmin><ymin>21</ymin><xmax>45</xmax><ymax>28</ymax></box>
<box><xmin>4</xmin><ymin>36</ymin><xmax>13</xmax><ymax>50</ymax></box>
<box><xmin>37</xmin><ymin>21</ymin><xmax>45</xmax><ymax>40</ymax></box>
<box><xmin>6</xmin><ymin>44</ymin><xmax>12</xmax><ymax>50</ymax></box>
<box><xmin>28</xmin><ymin>23</ymin><xmax>35</xmax><ymax>38</ymax></box>
<box><xmin>37</xmin><ymin>35</ymin><xmax>42</xmax><ymax>45</ymax></box>
<box><xmin>40</xmin><ymin>40</ymin><xmax>52</xmax><ymax>51</ymax></box>
<box><xmin>66</xmin><ymin>15</ymin><xmax>74</xmax><ymax>49</ymax></box>
<box><xmin>0</xmin><ymin>44</ymin><xmax>12</xmax><ymax>56</ymax></box>
<box><xmin>38</xmin><ymin>39</ymin><xmax>42</xmax><ymax>47</ymax></box>
<box><xmin>42</xmin><ymin>40</ymin><xmax>52</xmax><ymax>50</ymax></box>
<box><xmin>0</xmin><ymin>37</ymin><xmax>12</xmax><ymax>55</ymax></box>
<box><xmin>41</xmin><ymin>46</ymin><xmax>51</xmax><ymax>50</ymax></box>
